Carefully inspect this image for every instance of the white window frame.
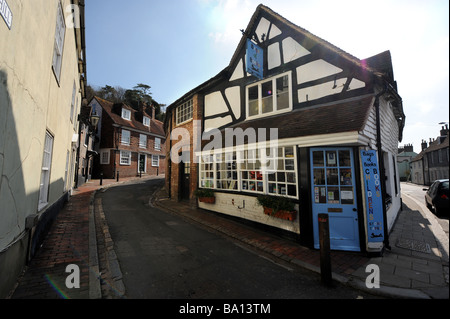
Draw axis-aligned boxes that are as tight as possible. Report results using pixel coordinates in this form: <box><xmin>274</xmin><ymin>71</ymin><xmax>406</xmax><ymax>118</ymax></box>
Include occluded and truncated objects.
<box><xmin>52</xmin><ymin>1</ymin><xmax>66</xmax><ymax>83</ymax></box>
<box><xmin>176</xmin><ymin>100</ymin><xmax>193</xmax><ymax>125</ymax></box>
<box><xmin>122</xmin><ymin>108</ymin><xmax>131</xmax><ymax>121</ymax></box>
<box><xmin>120</xmin><ymin>150</ymin><xmax>131</xmax><ymax>166</ymax></box>
<box><xmin>143</xmin><ymin>116</ymin><xmax>151</xmax><ymax>127</ymax></box>
<box><xmin>100</xmin><ymin>150</ymin><xmax>110</xmax><ymax>165</ymax></box>
<box><xmin>70</xmin><ymin>82</ymin><xmax>76</xmax><ymax>123</ymax></box>
<box><xmin>154</xmin><ymin>137</ymin><xmax>161</xmax><ymax>151</ymax></box>
<box><xmin>199</xmin><ymin>146</ymin><xmax>298</xmax><ymax>199</ymax></box>
<box><xmin>152</xmin><ymin>155</ymin><xmax>160</xmax><ymax>167</ymax></box>
<box><xmin>39</xmin><ymin>131</ymin><xmax>54</xmax><ymax>210</ymax></box>
<box><xmin>246</xmin><ymin>71</ymin><xmax>292</xmax><ymax>120</ymax></box>
<box><xmin>139</xmin><ymin>134</ymin><xmax>147</xmax><ymax>149</ymax></box>
<box><xmin>64</xmin><ymin>150</ymin><xmax>70</xmax><ymax>192</ymax></box>
<box><xmin>121</xmin><ymin>129</ymin><xmax>130</xmax><ymax>145</ymax></box>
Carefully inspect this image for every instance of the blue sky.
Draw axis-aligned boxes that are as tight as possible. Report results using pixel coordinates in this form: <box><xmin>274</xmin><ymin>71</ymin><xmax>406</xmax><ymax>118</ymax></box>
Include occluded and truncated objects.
<box><xmin>85</xmin><ymin>0</ymin><xmax>449</xmax><ymax>151</ymax></box>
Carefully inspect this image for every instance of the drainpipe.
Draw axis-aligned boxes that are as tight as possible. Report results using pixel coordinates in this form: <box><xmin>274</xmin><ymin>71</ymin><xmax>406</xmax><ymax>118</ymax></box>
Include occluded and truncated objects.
<box><xmin>374</xmin><ymin>83</ymin><xmax>391</xmax><ymax>251</ymax></box>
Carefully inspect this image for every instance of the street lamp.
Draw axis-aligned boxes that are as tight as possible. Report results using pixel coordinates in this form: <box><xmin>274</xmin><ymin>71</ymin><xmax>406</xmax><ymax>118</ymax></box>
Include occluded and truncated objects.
<box><xmin>90</xmin><ymin>112</ymin><xmax>100</xmax><ymax>131</ymax></box>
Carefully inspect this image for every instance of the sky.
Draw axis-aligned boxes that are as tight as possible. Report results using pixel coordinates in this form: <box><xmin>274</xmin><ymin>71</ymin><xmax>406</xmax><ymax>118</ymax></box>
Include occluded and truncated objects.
<box><xmin>85</xmin><ymin>0</ymin><xmax>449</xmax><ymax>152</ymax></box>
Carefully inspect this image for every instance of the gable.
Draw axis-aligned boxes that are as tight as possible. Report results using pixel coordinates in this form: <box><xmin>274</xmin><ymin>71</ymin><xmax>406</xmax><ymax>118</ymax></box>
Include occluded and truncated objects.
<box><xmin>201</xmin><ymin>5</ymin><xmax>381</xmax><ymax>133</ymax></box>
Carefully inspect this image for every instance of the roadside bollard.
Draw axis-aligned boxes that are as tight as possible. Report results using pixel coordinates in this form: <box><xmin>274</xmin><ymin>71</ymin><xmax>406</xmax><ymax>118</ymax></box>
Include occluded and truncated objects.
<box><xmin>100</xmin><ymin>172</ymin><xmax>103</xmax><ymax>186</ymax></box>
<box><xmin>117</xmin><ymin>171</ymin><xmax>120</xmax><ymax>182</ymax></box>
<box><xmin>318</xmin><ymin>213</ymin><xmax>332</xmax><ymax>286</ymax></box>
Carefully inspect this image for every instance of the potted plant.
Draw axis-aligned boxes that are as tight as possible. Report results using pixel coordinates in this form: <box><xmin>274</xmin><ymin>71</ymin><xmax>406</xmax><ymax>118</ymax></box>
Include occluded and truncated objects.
<box><xmin>256</xmin><ymin>195</ymin><xmax>297</xmax><ymax>221</ymax></box>
<box><xmin>194</xmin><ymin>188</ymin><xmax>216</xmax><ymax>204</ymax></box>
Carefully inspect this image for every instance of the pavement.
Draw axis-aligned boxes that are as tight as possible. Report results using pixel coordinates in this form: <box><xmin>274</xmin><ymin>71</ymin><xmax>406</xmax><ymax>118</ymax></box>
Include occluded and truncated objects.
<box><xmin>6</xmin><ymin>176</ymin><xmax>449</xmax><ymax>299</ymax></box>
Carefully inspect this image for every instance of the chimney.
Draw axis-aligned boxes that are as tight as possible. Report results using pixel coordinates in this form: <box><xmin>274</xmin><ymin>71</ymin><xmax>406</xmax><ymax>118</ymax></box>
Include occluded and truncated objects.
<box><xmin>151</xmin><ymin>105</ymin><xmax>156</xmax><ymax>119</ymax></box>
<box><xmin>440</xmin><ymin>125</ymin><xmax>449</xmax><ymax>137</ymax></box>
<box><xmin>404</xmin><ymin>144</ymin><xmax>413</xmax><ymax>153</ymax></box>
<box><xmin>421</xmin><ymin>140</ymin><xmax>428</xmax><ymax>151</ymax></box>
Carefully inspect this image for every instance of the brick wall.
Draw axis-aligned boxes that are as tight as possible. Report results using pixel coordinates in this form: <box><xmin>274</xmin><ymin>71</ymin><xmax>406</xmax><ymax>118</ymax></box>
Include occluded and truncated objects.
<box><xmin>167</xmin><ymin>94</ymin><xmax>203</xmax><ymax>203</ymax></box>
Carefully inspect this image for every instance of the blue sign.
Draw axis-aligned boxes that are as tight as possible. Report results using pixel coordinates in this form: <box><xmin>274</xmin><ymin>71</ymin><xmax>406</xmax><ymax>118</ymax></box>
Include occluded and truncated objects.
<box><xmin>360</xmin><ymin>150</ymin><xmax>384</xmax><ymax>243</ymax></box>
<box><xmin>246</xmin><ymin>39</ymin><xmax>263</xmax><ymax>80</ymax></box>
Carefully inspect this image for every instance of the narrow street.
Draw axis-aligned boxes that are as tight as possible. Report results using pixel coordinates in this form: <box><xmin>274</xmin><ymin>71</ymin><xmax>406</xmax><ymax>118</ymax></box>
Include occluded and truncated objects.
<box><xmin>96</xmin><ymin>178</ymin><xmax>379</xmax><ymax>299</ymax></box>
<box><xmin>401</xmin><ymin>182</ymin><xmax>449</xmax><ymax>240</ymax></box>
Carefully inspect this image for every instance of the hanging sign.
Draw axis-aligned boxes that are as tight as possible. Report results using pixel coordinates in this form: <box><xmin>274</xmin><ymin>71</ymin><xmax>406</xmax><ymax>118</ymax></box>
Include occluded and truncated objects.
<box><xmin>360</xmin><ymin>150</ymin><xmax>384</xmax><ymax>244</ymax></box>
<box><xmin>0</xmin><ymin>0</ymin><xmax>12</xmax><ymax>30</ymax></box>
<box><xmin>246</xmin><ymin>39</ymin><xmax>263</xmax><ymax>80</ymax></box>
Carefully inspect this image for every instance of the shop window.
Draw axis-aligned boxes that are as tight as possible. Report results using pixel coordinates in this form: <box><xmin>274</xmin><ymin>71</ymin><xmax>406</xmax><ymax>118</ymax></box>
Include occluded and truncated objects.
<box><xmin>240</xmin><ymin>149</ymin><xmax>264</xmax><ymax>193</ymax></box>
<box><xmin>266</xmin><ymin>147</ymin><xmax>297</xmax><ymax>197</ymax></box>
<box><xmin>200</xmin><ymin>153</ymin><xmax>214</xmax><ymax>188</ymax></box>
<box><xmin>198</xmin><ymin>146</ymin><xmax>298</xmax><ymax>198</ymax></box>
<box><xmin>214</xmin><ymin>152</ymin><xmax>238</xmax><ymax>190</ymax></box>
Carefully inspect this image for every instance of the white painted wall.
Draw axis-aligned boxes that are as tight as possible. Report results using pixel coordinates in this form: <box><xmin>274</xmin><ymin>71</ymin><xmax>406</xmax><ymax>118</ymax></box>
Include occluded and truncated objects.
<box><xmin>199</xmin><ymin>192</ymin><xmax>300</xmax><ymax>234</ymax></box>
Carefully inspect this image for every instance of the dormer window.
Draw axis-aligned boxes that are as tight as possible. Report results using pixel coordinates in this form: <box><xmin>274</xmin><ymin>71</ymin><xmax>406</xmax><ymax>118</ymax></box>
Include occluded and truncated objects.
<box><xmin>143</xmin><ymin>116</ymin><xmax>150</xmax><ymax>127</ymax></box>
<box><xmin>122</xmin><ymin>108</ymin><xmax>131</xmax><ymax>121</ymax></box>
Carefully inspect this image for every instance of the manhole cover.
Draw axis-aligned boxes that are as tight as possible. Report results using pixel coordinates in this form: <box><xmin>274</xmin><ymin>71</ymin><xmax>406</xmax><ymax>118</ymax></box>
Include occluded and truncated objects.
<box><xmin>396</xmin><ymin>238</ymin><xmax>431</xmax><ymax>254</ymax></box>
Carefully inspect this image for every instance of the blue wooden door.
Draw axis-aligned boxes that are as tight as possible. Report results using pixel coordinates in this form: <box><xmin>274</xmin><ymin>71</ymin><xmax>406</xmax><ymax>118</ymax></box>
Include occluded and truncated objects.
<box><xmin>310</xmin><ymin>148</ymin><xmax>360</xmax><ymax>252</ymax></box>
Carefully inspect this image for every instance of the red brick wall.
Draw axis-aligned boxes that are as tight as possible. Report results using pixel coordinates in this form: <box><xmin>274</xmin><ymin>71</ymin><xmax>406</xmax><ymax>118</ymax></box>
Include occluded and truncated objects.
<box><xmin>167</xmin><ymin>94</ymin><xmax>203</xmax><ymax>203</ymax></box>
<box><xmin>99</xmin><ymin>121</ymin><xmax>166</xmax><ymax>179</ymax></box>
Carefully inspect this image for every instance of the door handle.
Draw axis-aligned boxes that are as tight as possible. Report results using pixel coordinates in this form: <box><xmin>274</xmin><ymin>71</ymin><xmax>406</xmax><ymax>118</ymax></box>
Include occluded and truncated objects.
<box><xmin>353</xmin><ymin>208</ymin><xmax>357</xmax><ymax>212</ymax></box>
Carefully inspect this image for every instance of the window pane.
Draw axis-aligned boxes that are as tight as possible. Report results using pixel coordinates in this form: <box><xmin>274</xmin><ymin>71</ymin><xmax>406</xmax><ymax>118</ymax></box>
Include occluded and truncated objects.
<box><xmin>248</xmin><ymin>86</ymin><xmax>259</xmax><ymax>116</ymax></box>
<box><xmin>341</xmin><ymin>187</ymin><xmax>354</xmax><ymax>205</ymax></box>
<box><xmin>339</xmin><ymin>150</ymin><xmax>351</xmax><ymax>166</ymax></box>
<box><xmin>313</xmin><ymin>151</ymin><xmax>324</xmax><ymax>166</ymax></box>
<box><xmin>314</xmin><ymin>169</ymin><xmax>325</xmax><ymax>185</ymax></box>
<box><xmin>327</xmin><ymin>169</ymin><xmax>339</xmax><ymax>185</ymax></box>
<box><xmin>327</xmin><ymin>187</ymin><xmax>340</xmax><ymax>204</ymax></box>
<box><xmin>276</xmin><ymin>75</ymin><xmax>289</xmax><ymax>110</ymax></box>
<box><xmin>261</xmin><ymin>81</ymin><xmax>273</xmax><ymax>113</ymax></box>
<box><xmin>340</xmin><ymin>168</ymin><xmax>352</xmax><ymax>185</ymax></box>
<box><xmin>326</xmin><ymin>151</ymin><xmax>337</xmax><ymax>166</ymax></box>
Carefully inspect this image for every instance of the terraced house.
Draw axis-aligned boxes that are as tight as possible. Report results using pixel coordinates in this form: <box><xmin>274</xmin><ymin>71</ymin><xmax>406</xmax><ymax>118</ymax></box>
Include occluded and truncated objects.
<box><xmin>0</xmin><ymin>0</ymin><xmax>87</xmax><ymax>297</ymax></box>
<box><xmin>89</xmin><ymin>97</ymin><xmax>166</xmax><ymax>180</ymax></box>
<box><xmin>165</xmin><ymin>5</ymin><xmax>405</xmax><ymax>254</ymax></box>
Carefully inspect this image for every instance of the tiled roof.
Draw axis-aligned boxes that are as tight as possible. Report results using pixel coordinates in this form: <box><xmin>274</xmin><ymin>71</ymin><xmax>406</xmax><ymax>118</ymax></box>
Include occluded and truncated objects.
<box><xmin>93</xmin><ymin>96</ymin><xmax>165</xmax><ymax>137</ymax></box>
<box><xmin>208</xmin><ymin>95</ymin><xmax>374</xmax><ymax>147</ymax></box>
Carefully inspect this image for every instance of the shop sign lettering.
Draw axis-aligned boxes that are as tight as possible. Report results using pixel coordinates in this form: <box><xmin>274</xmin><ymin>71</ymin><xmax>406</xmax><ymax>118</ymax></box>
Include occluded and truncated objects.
<box><xmin>361</xmin><ymin>150</ymin><xmax>384</xmax><ymax>243</ymax></box>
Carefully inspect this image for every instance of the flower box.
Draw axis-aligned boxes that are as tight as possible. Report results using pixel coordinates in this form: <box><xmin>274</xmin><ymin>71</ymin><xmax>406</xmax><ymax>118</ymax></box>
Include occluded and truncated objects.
<box><xmin>198</xmin><ymin>197</ymin><xmax>215</xmax><ymax>204</ymax></box>
<box><xmin>263</xmin><ymin>207</ymin><xmax>297</xmax><ymax>221</ymax></box>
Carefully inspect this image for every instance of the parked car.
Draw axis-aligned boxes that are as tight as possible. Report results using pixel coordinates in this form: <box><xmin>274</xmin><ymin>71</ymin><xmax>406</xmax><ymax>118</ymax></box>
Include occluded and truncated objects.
<box><xmin>423</xmin><ymin>179</ymin><xmax>449</xmax><ymax>216</ymax></box>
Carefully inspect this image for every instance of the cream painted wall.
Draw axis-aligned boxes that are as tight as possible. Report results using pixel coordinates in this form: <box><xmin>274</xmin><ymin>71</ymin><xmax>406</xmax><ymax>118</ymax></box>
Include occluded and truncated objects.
<box><xmin>0</xmin><ymin>0</ymin><xmax>83</xmax><ymax>252</ymax></box>
<box><xmin>199</xmin><ymin>192</ymin><xmax>300</xmax><ymax>234</ymax></box>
